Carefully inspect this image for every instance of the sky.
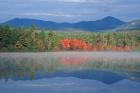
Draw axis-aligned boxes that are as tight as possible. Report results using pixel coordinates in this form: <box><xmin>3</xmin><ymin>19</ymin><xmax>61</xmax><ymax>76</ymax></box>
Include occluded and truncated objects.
<box><xmin>0</xmin><ymin>0</ymin><xmax>140</xmax><ymax>23</ymax></box>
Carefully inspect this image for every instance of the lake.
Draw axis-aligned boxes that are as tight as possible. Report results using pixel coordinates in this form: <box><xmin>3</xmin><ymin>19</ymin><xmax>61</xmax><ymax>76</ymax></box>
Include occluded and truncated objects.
<box><xmin>0</xmin><ymin>52</ymin><xmax>140</xmax><ymax>93</ymax></box>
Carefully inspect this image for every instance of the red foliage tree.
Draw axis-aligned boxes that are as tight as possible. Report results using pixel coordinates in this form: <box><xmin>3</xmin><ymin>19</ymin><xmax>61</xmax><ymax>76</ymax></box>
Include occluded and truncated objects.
<box><xmin>59</xmin><ymin>39</ymin><xmax>71</xmax><ymax>49</ymax></box>
<box><xmin>112</xmin><ymin>46</ymin><xmax>130</xmax><ymax>51</ymax></box>
<box><xmin>59</xmin><ymin>38</ymin><xmax>87</xmax><ymax>50</ymax></box>
<box><xmin>123</xmin><ymin>46</ymin><xmax>130</xmax><ymax>51</ymax></box>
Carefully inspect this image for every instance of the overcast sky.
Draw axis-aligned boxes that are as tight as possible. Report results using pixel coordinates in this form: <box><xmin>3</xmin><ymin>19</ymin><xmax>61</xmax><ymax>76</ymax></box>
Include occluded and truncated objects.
<box><xmin>0</xmin><ymin>0</ymin><xmax>140</xmax><ymax>23</ymax></box>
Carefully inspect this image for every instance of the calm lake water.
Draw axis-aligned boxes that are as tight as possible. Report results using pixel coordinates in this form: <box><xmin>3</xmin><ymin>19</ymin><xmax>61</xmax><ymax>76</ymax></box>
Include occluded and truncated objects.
<box><xmin>0</xmin><ymin>52</ymin><xmax>140</xmax><ymax>93</ymax></box>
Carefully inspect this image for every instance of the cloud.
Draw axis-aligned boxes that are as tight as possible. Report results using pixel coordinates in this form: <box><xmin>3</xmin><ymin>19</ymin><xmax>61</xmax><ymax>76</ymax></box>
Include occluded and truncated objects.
<box><xmin>55</xmin><ymin>0</ymin><xmax>86</xmax><ymax>3</ymax></box>
<box><xmin>22</xmin><ymin>12</ymin><xmax>78</xmax><ymax>17</ymax></box>
<box><xmin>26</xmin><ymin>0</ymin><xmax>101</xmax><ymax>3</ymax></box>
<box><xmin>0</xmin><ymin>0</ymin><xmax>140</xmax><ymax>22</ymax></box>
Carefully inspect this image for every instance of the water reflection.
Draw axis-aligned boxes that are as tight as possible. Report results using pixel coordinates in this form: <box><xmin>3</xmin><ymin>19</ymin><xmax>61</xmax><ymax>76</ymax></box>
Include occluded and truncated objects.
<box><xmin>59</xmin><ymin>56</ymin><xmax>87</xmax><ymax>65</ymax></box>
<box><xmin>0</xmin><ymin>52</ymin><xmax>140</xmax><ymax>84</ymax></box>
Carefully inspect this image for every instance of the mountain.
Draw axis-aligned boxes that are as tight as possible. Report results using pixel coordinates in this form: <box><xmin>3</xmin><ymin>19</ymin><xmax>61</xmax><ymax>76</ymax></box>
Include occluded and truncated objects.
<box><xmin>115</xmin><ymin>20</ymin><xmax>140</xmax><ymax>31</ymax></box>
<box><xmin>72</xmin><ymin>16</ymin><xmax>125</xmax><ymax>31</ymax></box>
<box><xmin>1</xmin><ymin>16</ymin><xmax>126</xmax><ymax>31</ymax></box>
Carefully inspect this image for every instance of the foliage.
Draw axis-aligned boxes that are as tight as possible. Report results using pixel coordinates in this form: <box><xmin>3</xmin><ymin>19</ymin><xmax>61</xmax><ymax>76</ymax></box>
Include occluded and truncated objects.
<box><xmin>0</xmin><ymin>25</ymin><xmax>140</xmax><ymax>52</ymax></box>
<box><xmin>59</xmin><ymin>38</ymin><xmax>87</xmax><ymax>50</ymax></box>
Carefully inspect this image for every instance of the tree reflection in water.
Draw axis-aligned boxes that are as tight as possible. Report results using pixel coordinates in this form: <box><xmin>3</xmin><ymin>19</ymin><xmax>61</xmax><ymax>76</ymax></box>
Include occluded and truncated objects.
<box><xmin>0</xmin><ymin>52</ymin><xmax>140</xmax><ymax>82</ymax></box>
<box><xmin>59</xmin><ymin>56</ymin><xmax>87</xmax><ymax>65</ymax></box>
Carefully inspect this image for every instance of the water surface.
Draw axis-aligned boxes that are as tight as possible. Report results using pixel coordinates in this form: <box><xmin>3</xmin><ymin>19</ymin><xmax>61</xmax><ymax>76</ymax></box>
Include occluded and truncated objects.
<box><xmin>0</xmin><ymin>52</ymin><xmax>140</xmax><ymax>93</ymax></box>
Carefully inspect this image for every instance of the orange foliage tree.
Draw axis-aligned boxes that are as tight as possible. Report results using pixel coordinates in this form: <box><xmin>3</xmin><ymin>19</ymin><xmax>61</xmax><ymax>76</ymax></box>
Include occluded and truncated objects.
<box><xmin>59</xmin><ymin>38</ymin><xmax>87</xmax><ymax>50</ymax></box>
<box><xmin>59</xmin><ymin>39</ymin><xmax>71</xmax><ymax>49</ymax></box>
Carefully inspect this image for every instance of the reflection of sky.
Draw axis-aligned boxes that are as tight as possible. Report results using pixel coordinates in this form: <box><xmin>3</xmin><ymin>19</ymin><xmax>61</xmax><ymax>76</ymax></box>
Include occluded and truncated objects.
<box><xmin>0</xmin><ymin>77</ymin><xmax>140</xmax><ymax>93</ymax></box>
<box><xmin>0</xmin><ymin>0</ymin><xmax>140</xmax><ymax>23</ymax></box>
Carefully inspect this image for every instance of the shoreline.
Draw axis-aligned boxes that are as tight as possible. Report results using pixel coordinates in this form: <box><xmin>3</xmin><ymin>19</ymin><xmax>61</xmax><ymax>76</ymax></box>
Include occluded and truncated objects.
<box><xmin>0</xmin><ymin>51</ymin><xmax>140</xmax><ymax>53</ymax></box>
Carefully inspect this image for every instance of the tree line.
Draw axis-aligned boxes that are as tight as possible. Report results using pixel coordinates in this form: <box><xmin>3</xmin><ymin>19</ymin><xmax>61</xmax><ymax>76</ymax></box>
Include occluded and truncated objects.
<box><xmin>0</xmin><ymin>25</ymin><xmax>140</xmax><ymax>52</ymax></box>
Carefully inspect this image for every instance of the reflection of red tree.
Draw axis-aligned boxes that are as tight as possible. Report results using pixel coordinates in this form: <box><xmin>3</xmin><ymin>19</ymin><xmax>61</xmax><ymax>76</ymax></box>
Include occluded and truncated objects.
<box><xmin>59</xmin><ymin>56</ymin><xmax>87</xmax><ymax>65</ymax></box>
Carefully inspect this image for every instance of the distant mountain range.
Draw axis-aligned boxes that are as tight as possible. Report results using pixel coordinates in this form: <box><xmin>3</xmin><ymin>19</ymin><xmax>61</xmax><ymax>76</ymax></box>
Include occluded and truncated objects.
<box><xmin>115</xmin><ymin>20</ymin><xmax>140</xmax><ymax>31</ymax></box>
<box><xmin>1</xmin><ymin>16</ymin><xmax>140</xmax><ymax>31</ymax></box>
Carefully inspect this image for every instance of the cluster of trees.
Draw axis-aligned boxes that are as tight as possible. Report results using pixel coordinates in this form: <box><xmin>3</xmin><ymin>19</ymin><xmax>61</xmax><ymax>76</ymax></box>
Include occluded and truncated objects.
<box><xmin>0</xmin><ymin>25</ymin><xmax>140</xmax><ymax>52</ymax></box>
<box><xmin>0</xmin><ymin>25</ymin><xmax>58</xmax><ymax>51</ymax></box>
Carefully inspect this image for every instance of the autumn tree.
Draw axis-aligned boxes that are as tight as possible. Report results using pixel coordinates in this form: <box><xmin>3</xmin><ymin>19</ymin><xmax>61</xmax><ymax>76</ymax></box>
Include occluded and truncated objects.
<box><xmin>45</xmin><ymin>32</ymin><xmax>58</xmax><ymax>51</ymax></box>
<box><xmin>36</xmin><ymin>39</ymin><xmax>45</xmax><ymax>50</ymax></box>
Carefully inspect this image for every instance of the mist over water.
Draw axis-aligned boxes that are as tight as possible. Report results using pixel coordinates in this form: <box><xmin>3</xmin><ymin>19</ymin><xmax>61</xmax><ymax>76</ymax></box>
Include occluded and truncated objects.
<box><xmin>0</xmin><ymin>52</ymin><xmax>140</xmax><ymax>93</ymax></box>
